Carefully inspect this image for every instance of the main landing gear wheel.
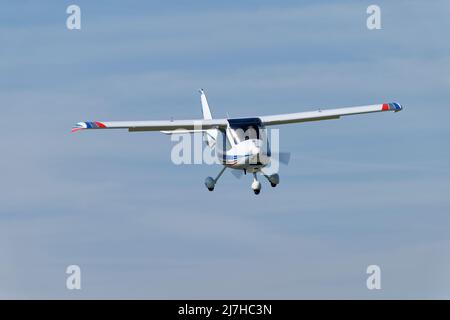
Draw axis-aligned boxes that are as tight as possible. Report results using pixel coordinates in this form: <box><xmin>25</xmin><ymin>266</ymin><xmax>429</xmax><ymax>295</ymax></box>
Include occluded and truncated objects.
<box><xmin>265</xmin><ymin>173</ymin><xmax>279</xmax><ymax>188</ymax></box>
<box><xmin>204</xmin><ymin>167</ymin><xmax>227</xmax><ymax>192</ymax></box>
<box><xmin>204</xmin><ymin>177</ymin><xmax>215</xmax><ymax>192</ymax></box>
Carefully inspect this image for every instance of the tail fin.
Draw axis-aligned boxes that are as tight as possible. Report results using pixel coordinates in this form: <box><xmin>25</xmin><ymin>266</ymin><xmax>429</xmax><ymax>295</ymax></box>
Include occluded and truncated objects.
<box><xmin>199</xmin><ymin>89</ymin><xmax>218</xmax><ymax>148</ymax></box>
<box><xmin>200</xmin><ymin>89</ymin><xmax>212</xmax><ymax>120</ymax></box>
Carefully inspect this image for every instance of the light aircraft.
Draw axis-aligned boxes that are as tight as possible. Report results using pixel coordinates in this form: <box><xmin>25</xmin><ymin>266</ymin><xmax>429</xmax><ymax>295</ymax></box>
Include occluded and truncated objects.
<box><xmin>73</xmin><ymin>89</ymin><xmax>403</xmax><ymax>194</ymax></box>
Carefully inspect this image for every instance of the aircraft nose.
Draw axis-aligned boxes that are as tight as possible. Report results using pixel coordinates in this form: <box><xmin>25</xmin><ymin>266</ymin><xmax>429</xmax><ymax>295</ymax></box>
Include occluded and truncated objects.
<box><xmin>250</xmin><ymin>146</ymin><xmax>261</xmax><ymax>155</ymax></box>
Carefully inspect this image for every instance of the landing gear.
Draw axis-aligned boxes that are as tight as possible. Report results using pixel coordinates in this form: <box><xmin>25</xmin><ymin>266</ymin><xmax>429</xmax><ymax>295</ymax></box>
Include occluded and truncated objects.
<box><xmin>204</xmin><ymin>166</ymin><xmax>226</xmax><ymax>192</ymax></box>
<box><xmin>205</xmin><ymin>168</ymin><xmax>279</xmax><ymax>194</ymax></box>
<box><xmin>205</xmin><ymin>177</ymin><xmax>215</xmax><ymax>191</ymax></box>
<box><xmin>264</xmin><ymin>173</ymin><xmax>279</xmax><ymax>188</ymax></box>
<box><xmin>251</xmin><ymin>172</ymin><xmax>261</xmax><ymax>195</ymax></box>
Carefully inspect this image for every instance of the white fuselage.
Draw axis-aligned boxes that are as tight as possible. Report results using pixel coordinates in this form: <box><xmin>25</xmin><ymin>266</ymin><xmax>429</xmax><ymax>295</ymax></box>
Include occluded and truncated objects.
<box><xmin>218</xmin><ymin>127</ymin><xmax>270</xmax><ymax>172</ymax></box>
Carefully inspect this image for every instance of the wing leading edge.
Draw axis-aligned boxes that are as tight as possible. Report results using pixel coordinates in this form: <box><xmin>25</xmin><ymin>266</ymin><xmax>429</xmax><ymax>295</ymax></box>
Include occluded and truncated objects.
<box><xmin>72</xmin><ymin>103</ymin><xmax>402</xmax><ymax>132</ymax></box>
<box><xmin>71</xmin><ymin>119</ymin><xmax>228</xmax><ymax>133</ymax></box>
<box><xmin>259</xmin><ymin>102</ymin><xmax>403</xmax><ymax>126</ymax></box>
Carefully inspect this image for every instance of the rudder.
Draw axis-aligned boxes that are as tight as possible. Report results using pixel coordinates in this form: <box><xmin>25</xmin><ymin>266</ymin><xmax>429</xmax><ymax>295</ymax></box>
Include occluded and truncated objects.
<box><xmin>199</xmin><ymin>89</ymin><xmax>218</xmax><ymax>148</ymax></box>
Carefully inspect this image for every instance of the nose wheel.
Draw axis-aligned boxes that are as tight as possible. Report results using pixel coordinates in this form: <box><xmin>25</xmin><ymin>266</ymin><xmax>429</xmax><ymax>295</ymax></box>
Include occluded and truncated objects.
<box><xmin>251</xmin><ymin>173</ymin><xmax>262</xmax><ymax>195</ymax></box>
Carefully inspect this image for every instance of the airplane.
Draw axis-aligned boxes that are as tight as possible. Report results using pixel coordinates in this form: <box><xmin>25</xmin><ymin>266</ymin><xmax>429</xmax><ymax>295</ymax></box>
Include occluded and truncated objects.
<box><xmin>72</xmin><ymin>89</ymin><xmax>403</xmax><ymax>194</ymax></box>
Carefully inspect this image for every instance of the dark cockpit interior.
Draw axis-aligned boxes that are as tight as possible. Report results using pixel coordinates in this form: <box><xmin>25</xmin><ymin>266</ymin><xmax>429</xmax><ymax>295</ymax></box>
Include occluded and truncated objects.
<box><xmin>227</xmin><ymin>117</ymin><xmax>262</xmax><ymax>142</ymax></box>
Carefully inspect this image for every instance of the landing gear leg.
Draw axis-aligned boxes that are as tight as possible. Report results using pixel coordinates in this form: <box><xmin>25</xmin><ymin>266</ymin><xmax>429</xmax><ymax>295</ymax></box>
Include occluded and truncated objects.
<box><xmin>251</xmin><ymin>172</ymin><xmax>261</xmax><ymax>195</ymax></box>
<box><xmin>263</xmin><ymin>173</ymin><xmax>280</xmax><ymax>188</ymax></box>
<box><xmin>204</xmin><ymin>166</ymin><xmax>226</xmax><ymax>191</ymax></box>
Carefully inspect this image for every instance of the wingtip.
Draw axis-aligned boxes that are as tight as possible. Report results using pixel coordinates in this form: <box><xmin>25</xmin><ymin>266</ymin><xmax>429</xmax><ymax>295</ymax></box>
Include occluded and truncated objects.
<box><xmin>71</xmin><ymin>122</ymin><xmax>86</xmax><ymax>133</ymax></box>
<box><xmin>71</xmin><ymin>121</ymin><xmax>107</xmax><ymax>132</ymax></box>
<box><xmin>382</xmin><ymin>102</ymin><xmax>403</xmax><ymax>112</ymax></box>
<box><xmin>393</xmin><ymin>102</ymin><xmax>403</xmax><ymax>112</ymax></box>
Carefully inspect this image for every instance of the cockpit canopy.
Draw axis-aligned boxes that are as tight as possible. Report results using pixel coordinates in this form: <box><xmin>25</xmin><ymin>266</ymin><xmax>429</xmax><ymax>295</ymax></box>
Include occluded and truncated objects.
<box><xmin>227</xmin><ymin>117</ymin><xmax>263</xmax><ymax>142</ymax></box>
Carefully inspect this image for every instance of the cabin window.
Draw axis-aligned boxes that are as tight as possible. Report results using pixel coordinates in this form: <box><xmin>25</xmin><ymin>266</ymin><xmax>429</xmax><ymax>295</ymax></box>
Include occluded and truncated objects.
<box><xmin>228</xmin><ymin>117</ymin><xmax>262</xmax><ymax>142</ymax></box>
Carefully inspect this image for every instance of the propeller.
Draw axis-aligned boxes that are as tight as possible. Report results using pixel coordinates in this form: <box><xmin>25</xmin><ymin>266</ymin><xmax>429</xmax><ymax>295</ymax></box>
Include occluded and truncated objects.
<box><xmin>230</xmin><ymin>169</ymin><xmax>244</xmax><ymax>179</ymax></box>
<box><xmin>229</xmin><ymin>152</ymin><xmax>291</xmax><ymax>178</ymax></box>
<box><xmin>260</xmin><ymin>151</ymin><xmax>291</xmax><ymax>175</ymax></box>
<box><xmin>272</xmin><ymin>152</ymin><xmax>291</xmax><ymax>165</ymax></box>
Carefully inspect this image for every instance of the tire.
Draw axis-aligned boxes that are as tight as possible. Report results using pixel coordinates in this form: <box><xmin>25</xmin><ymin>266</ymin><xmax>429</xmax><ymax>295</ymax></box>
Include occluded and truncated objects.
<box><xmin>271</xmin><ymin>183</ymin><xmax>277</xmax><ymax>187</ymax></box>
<box><xmin>254</xmin><ymin>189</ymin><xmax>260</xmax><ymax>195</ymax></box>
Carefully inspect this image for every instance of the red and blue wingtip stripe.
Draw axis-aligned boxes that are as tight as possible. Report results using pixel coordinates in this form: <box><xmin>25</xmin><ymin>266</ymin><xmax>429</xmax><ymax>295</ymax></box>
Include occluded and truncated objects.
<box><xmin>71</xmin><ymin>121</ymin><xmax>106</xmax><ymax>133</ymax></box>
<box><xmin>382</xmin><ymin>102</ymin><xmax>403</xmax><ymax>112</ymax></box>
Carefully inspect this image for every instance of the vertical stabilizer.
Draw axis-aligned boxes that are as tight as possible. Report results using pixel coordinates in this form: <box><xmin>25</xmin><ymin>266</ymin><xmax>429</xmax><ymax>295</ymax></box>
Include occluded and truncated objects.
<box><xmin>199</xmin><ymin>89</ymin><xmax>218</xmax><ymax>148</ymax></box>
<box><xmin>200</xmin><ymin>89</ymin><xmax>212</xmax><ymax>119</ymax></box>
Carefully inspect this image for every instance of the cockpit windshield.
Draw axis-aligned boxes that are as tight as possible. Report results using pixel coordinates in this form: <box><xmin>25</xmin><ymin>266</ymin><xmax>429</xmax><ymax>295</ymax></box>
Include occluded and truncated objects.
<box><xmin>228</xmin><ymin>117</ymin><xmax>262</xmax><ymax>143</ymax></box>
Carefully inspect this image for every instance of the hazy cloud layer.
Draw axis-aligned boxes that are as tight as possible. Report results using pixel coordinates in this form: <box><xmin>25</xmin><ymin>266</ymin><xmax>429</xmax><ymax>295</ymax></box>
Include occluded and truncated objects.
<box><xmin>0</xmin><ymin>1</ymin><xmax>449</xmax><ymax>298</ymax></box>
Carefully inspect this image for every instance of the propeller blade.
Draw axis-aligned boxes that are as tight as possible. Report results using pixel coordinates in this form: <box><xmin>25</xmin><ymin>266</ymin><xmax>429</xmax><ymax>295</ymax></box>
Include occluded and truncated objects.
<box><xmin>270</xmin><ymin>152</ymin><xmax>291</xmax><ymax>165</ymax></box>
<box><xmin>277</xmin><ymin>152</ymin><xmax>291</xmax><ymax>165</ymax></box>
<box><xmin>260</xmin><ymin>152</ymin><xmax>291</xmax><ymax>176</ymax></box>
<box><xmin>230</xmin><ymin>169</ymin><xmax>244</xmax><ymax>179</ymax></box>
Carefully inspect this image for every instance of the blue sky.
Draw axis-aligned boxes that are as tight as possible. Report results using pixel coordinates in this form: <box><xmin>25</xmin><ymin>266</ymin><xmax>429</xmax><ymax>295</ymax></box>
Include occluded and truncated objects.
<box><xmin>0</xmin><ymin>0</ymin><xmax>450</xmax><ymax>298</ymax></box>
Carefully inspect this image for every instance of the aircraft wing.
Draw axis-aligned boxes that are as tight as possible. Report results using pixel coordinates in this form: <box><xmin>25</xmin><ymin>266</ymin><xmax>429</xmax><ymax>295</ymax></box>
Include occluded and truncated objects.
<box><xmin>72</xmin><ymin>119</ymin><xmax>228</xmax><ymax>133</ymax></box>
<box><xmin>259</xmin><ymin>102</ymin><xmax>403</xmax><ymax>126</ymax></box>
<box><xmin>73</xmin><ymin>103</ymin><xmax>403</xmax><ymax>132</ymax></box>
